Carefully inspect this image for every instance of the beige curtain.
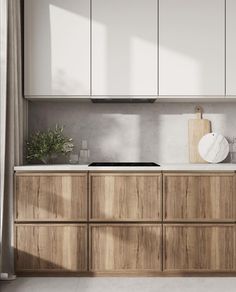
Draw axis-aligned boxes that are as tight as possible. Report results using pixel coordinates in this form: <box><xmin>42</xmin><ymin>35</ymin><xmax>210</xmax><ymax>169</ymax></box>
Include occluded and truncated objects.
<box><xmin>0</xmin><ymin>0</ymin><xmax>27</xmax><ymax>275</ymax></box>
<box><xmin>0</xmin><ymin>0</ymin><xmax>8</xmax><ymax>276</ymax></box>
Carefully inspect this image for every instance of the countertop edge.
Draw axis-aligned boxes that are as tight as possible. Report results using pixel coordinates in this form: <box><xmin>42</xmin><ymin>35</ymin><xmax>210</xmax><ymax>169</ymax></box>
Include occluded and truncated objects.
<box><xmin>14</xmin><ymin>164</ymin><xmax>236</xmax><ymax>172</ymax></box>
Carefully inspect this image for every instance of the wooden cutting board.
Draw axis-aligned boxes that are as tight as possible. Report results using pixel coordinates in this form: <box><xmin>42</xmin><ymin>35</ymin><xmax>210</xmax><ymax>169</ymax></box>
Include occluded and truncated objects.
<box><xmin>188</xmin><ymin>106</ymin><xmax>211</xmax><ymax>163</ymax></box>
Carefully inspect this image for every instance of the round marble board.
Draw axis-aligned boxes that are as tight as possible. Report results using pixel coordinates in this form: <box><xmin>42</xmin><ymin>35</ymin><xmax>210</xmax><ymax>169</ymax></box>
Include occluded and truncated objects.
<box><xmin>198</xmin><ymin>133</ymin><xmax>229</xmax><ymax>163</ymax></box>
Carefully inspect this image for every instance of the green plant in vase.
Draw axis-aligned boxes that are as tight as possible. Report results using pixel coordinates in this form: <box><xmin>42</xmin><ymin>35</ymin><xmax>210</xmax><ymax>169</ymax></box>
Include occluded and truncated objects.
<box><xmin>26</xmin><ymin>125</ymin><xmax>74</xmax><ymax>164</ymax></box>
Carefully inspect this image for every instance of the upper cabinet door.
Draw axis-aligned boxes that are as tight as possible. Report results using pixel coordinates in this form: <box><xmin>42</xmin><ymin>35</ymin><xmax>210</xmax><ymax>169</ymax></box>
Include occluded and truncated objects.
<box><xmin>92</xmin><ymin>0</ymin><xmax>158</xmax><ymax>96</ymax></box>
<box><xmin>226</xmin><ymin>0</ymin><xmax>236</xmax><ymax>95</ymax></box>
<box><xmin>24</xmin><ymin>0</ymin><xmax>90</xmax><ymax>96</ymax></box>
<box><xmin>159</xmin><ymin>0</ymin><xmax>225</xmax><ymax>96</ymax></box>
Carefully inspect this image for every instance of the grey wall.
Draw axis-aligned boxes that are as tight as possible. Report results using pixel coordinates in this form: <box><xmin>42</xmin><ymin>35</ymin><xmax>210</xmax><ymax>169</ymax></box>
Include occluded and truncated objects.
<box><xmin>28</xmin><ymin>102</ymin><xmax>236</xmax><ymax>164</ymax></box>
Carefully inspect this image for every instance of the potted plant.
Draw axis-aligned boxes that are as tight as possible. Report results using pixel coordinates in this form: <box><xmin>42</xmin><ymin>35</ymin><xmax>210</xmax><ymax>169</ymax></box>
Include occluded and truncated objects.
<box><xmin>26</xmin><ymin>125</ymin><xmax>74</xmax><ymax>164</ymax></box>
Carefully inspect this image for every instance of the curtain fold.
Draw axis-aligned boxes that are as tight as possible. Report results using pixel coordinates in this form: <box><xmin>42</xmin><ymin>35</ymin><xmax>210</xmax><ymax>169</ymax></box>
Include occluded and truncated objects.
<box><xmin>0</xmin><ymin>0</ymin><xmax>27</xmax><ymax>275</ymax></box>
<box><xmin>0</xmin><ymin>0</ymin><xmax>8</xmax><ymax>276</ymax></box>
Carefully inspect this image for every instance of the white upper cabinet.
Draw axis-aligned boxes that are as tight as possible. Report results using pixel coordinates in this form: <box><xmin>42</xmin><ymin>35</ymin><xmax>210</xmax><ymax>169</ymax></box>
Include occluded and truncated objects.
<box><xmin>24</xmin><ymin>0</ymin><xmax>90</xmax><ymax>96</ymax></box>
<box><xmin>159</xmin><ymin>0</ymin><xmax>225</xmax><ymax>96</ymax></box>
<box><xmin>91</xmin><ymin>0</ymin><xmax>158</xmax><ymax>96</ymax></box>
<box><xmin>226</xmin><ymin>0</ymin><xmax>236</xmax><ymax>95</ymax></box>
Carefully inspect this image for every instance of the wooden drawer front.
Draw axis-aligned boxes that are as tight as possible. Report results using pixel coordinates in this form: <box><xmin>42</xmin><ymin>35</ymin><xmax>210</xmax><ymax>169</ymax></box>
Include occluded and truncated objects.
<box><xmin>90</xmin><ymin>173</ymin><xmax>162</xmax><ymax>220</ymax></box>
<box><xmin>15</xmin><ymin>173</ymin><xmax>87</xmax><ymax>221</ymax></box>
<box><xmin>163</xmin><ymin>174</ymin><xmax>235</xmax><ymax>221</ymax></box>
<box><xmin>90</xmin><ymin>224</ymin><xmax>162</xmax><ymax>271</ymax></box>
<box><xmin>164</xmin><ymin>224</ymin><xmax>236</xmax><ymax>272</ymax></box>
<box><xmin>15</xmin><ymin>224</ymin><xmax>87</xmax><ymax>272</ymax></box>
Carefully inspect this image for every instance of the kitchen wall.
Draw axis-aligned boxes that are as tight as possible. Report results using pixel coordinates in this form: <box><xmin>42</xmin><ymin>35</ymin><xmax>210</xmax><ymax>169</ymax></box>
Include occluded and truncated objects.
<box><xmin>28</xmin><ymin>102</ymin><xmax>236</xmax><ymax>164</ymax></box>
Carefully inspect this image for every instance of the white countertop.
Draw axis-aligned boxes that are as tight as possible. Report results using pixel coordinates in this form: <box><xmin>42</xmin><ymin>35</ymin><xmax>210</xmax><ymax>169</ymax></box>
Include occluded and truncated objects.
<box><xmin>14</xmin><ymin>163</ymin><xmax>236</xmax><ymax>172</ymax></box>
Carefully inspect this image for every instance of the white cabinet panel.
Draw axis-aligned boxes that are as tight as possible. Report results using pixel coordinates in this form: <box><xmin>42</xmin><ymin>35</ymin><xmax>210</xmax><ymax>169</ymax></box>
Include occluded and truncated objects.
<box><xmin>24</xmin><ymin>0</ymin><xmax>90</xmax><ymax>96</ymax></box>
<box><xmin>92</xmin><ymin>0</ymin><xmax>158</xmax><ymax>95</ymax></box>
<box><xmin>159</xmin><ymin>0</ymin><xmax>225</xmax><ymax>96</ymax></box>
<box><xmin>226</xmin><ymin>0</ymin><xmax>236</xmax><ymax>96</ymax></box>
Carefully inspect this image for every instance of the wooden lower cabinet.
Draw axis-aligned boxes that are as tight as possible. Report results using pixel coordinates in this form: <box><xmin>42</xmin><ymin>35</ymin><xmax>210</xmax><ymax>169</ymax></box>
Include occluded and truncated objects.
<box><xmin>14</xmin><ymin>171</ymin><xmax>236</xmax><ymax>275</ymax></box>
<box><xmin>15</xmin><ymin>224</ymin><xmax>87</xmax><ymax>272</ymax></box>
<box><xmin>90</xmin><ymin>173</ymin><xmax>162</xmax><ymax>221</ymax></box>
<box><xmin>90</xmin><ymin>224</ymin><xmax>162</xmax><ymax>272</ymax></box>
<box><xmin>15</xmin><ymin>173</ymin><xmax>88</xmax><ymax>221</ymax></box>
<box><xmin>163</xmin><ymin>224</ymin><xmax>236</xmax><ymax>272</ymax></box>
<box><xmin>163</xmin><ymin>173</ymin><xmax>236</xmax><ymax>221</ymax></box>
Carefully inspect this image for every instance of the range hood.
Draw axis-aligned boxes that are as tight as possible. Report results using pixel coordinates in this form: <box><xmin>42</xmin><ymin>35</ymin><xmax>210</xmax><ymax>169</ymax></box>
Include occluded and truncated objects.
<box><xmin>91</xmin><ymin>97</ymin><xmax>157</xmax><ymax>103</ymax></box>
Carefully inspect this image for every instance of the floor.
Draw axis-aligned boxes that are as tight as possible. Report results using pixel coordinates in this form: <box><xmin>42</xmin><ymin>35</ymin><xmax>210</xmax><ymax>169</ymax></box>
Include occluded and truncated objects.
<box><xmin>1</xmin><ymin>278</ymin><xmax>236</xmax><ymax>292</ymax></box>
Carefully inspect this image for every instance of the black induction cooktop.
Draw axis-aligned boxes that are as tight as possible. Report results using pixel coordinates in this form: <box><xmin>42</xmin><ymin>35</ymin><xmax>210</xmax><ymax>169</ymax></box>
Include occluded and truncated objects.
<box><xmin>88</xmin><ymin>162</ymin><xmax>160</xmax><ymax>167</ymax></box>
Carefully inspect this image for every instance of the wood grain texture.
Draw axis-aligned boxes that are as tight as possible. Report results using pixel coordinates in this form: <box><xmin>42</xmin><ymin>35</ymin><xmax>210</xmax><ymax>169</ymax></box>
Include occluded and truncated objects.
<box><xmin>15</xmin><ymin>173</ymin><xmax>88</xmax><ymax>221</ymax></box>
<box><xmin>90</xmin><ymin>224</ymin><xmax>162</xmax><ymax>271</ymax></box>
<box><xmin>14</xmin><ymin>170</ymin><xmax>236</xmax><ymax>275</ymax></box>
<box><xmin>163</xmin><ymin>173</ymin><xmax>236</xmax><ymax>221</ymax></box>
<box><xmin>188</xmin><ymin>118</ymin><xmax>211</xmax><ymax>163</ymax></box>
<box><xmin>90</xmin><ymin>173</ymin><xmax>162</xmax><ymax>221</ymax></box>
<box><xmin>163</xmin><ymin>224</ymin><xmax>236</xmax><ymax>272</ymax></box>
<box><xmin>15</xmin><ymin>224</ymin><xmax>87</xmax><ymax>272</ymax></box>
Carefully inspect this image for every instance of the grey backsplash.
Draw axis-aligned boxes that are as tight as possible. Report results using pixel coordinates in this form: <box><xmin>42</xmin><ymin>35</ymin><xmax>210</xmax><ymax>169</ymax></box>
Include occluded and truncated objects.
<box><xmin>28</xmin><ymin>101</ymin><xmax>236</xmax><ymax>164</ymax></box>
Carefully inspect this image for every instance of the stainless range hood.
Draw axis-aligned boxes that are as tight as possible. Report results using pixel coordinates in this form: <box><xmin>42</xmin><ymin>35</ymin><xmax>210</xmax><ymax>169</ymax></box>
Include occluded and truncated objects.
<box><xmin>91</xmin><ymin>97</ymin><xmax>157</xmax><ymax>103</ymax></box>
